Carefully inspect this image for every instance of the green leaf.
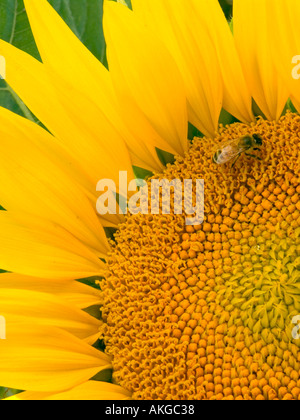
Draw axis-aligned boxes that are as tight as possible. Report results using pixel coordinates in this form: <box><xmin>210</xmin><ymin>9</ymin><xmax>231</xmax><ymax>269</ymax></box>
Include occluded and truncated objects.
<box><xmin>155</xmin><ymin>148</ymin><xmax>176</xmax><ymax>166</ymax></box>
<box><xmin>0</xmin><ymin>0</ymin><xmax>39</xmax><ymax>119</ymax></box>
<box><xmin>283</xmin><ymin>98</ymin><xmax>297</xmax><ymax>115</ymax></box>
<box><xmin>218</xmin><ymin>0</ymin><xmax>233</xmax><ymax>20</ymax></box>
<box><xmin>0</xmin><ymin>81</ymin><xmax>38</xmax><ymax>120</ymax></box>
<box><xmin>218</xmin><ymin>108</ymin><xmax>239</xmax><ymax>127</ymax></box>
<box><xmin>115</xmin><ymin>0</ymin><xmax>132</xmax><ymax>9</ymax></box>
<box><xmin>132</xmin><ymin>166</ymin><xmax>153</xmax><ymax>181</ymax></box>
<box><xmin>188</xmin><ymin>122</ymin><xmax>203</xmax><ymax>140</ymax></box>
<box><xmin>0</xmin><ymin>387</ymin><xmax>21</xmax><ymax>399</ymax></box>
<box><xmin>49</xmin><ymin>0</ymin><xmax>107</xmax><ymax>65</ymax></box>
<box><xmin>0</xmin><ymin>0</ymin><xmax>40</xmax><ymax>58</ymax></box>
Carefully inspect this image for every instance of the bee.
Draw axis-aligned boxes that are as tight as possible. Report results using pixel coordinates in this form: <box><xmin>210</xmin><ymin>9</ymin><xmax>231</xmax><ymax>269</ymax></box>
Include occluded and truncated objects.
<box><xmin>213</xmin><ymin>134</ymin><xmax>263</xmax><ymax>167</ymax></box>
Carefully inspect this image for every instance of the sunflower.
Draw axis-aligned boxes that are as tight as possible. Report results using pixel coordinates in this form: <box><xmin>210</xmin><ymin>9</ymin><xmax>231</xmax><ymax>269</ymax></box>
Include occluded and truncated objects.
<box><xmin>0</xmin><ymin>0</ymin><xmax>299</xmax><ymax>401</ymax></box>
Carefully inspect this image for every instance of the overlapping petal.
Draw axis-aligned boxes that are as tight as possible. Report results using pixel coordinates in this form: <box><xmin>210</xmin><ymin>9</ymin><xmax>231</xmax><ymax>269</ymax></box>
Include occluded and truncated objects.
<box><xmin>0</xmin><ymin>325</ymin><xmax>111</xmax><ymax>392</ymax></box>
<box><xmin>0</xmin><ymin>212</ymin><xmax>105</xmax><ymax>280</ymax></box>
<box><xmin>104</xmin><ymin>1</ymin><xmax>188</xmax><ymax>163</ymax></box>
<box><xmin>265</xmin><ymin>0</ymin><xmax>300</xmax><ymax>112</ymax></box>
<box><xmin>20</xmin><ymin>0</ymin><xmax>162</xmax><ymax>173</ymax></box>
<box><xmin>131</xmin><ymin>0</ymin><xmax>223</xmax><ymax>137</ymax></box>
<box><xmin>23</xmin><ymin>0</ymin><xmax>118</xmax><ymax>109</ymax></box>
<box><xmin>234</xmin><ymin>0</ymin><xmax>289</xmax><ymax>120</ymax></box>
<box><xmin>7</xmin><ymin>381</ymin><xmax>131</xmax><ymax>401</ymax></box>
<box><xmin>0</xmin><ymin>289</ymin><xmax>101</xmax><ymax>344</ymax></box>
<box><xmin>189</xmin><ymin>0</ymin><xmax>254</xmax><ymax>124</ymax></box>
<box><xmin>0</xmin><ymin>39</ymin><xmax>135</xmax><ymax>199</ymax></box>
<box><xmin>0</xmin><ymin>107</ymin><xmax>110</xmax><ymax>254</ymax></box>
<box><xmin>0</xmin><ymin>273</ymin><xmax>101</xmax><ymax>309</ymax></box>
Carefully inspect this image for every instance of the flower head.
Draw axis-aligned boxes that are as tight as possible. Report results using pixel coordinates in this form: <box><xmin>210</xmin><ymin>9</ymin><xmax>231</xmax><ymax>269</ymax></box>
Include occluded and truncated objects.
<box><xmin>0</xmin><ymin>0</ymin><xmax>299</xmax><ymax>400</ymax></box>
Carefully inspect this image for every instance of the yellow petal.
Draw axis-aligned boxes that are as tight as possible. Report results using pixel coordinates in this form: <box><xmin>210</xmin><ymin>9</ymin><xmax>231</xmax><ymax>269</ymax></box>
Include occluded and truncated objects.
<box><xmin>0</xmin><ymin>44</ymin><xmax>96</xmax><ymax>192</ymax></box>
<box><xmin>104</xmin><ymin>1</ymin><xmax>188</xmax><ymax>161</ymax></box>
<box><xmin>21</xmin><ymin>0</ymin><xmax>159</xmax><ymax>173</ymax></box>
<box><xmin>0</xmin><ymin>273</ymin><xmax>101</xmax><ymax>309</ymax></box>
<box><xmin>47</xmin><ymin>381</ymin><xmax>131</xmax><ymax>400</ymax></box>
<box><xmin>265</xmin><ymin>0</ymin><xmax>300</xmax><ymax>111</ymax></box>
<box><xmin>189</xmin><ymin>0</ymin><xmax>254</xmax><ymax>123</ymax></box>
<box><xmin>0</xmin><ymin>289</ymin><xmax>101</xmax><ymax>344</ymax></box>
<box><xmin>5</xmin><ymin>392</ymin><xmax>53</xmax><ymax>401</ymax></box>
<box><xmin>0</xmin><ymin>39</ymin><xmax>135</xmax><ymax>196</ymax></box>
<box><xmin>131</xmin><ymin>0</ymin><xmax>223</xmax><ymax>137</ymax></box>
<box><xmin>234</xmin><ymin>0</ymin><xmax>289</xmax><ymax>120</ymax></box>
<box><xmin>0</xmin><ymin>211</ymin><xmax>105</xmax><ymax>280</ymax></box>
<box><xmin>7</xmin><ymin>381</ymin><xmax>131</xmax><ymax>400</ymax></box>
<box><xmin>0</xmin><ymin>325</ymin><xmax>111</xmax><ymax>392</ymax></box>
<box><xmin>0</xmin><ymin>41</ymin><xmax>128</xmax><ymax>228</ymax></box>
<box><xmin>23</xmin><ymin>0</ymin><xmax>118</xmax><ymax>114</ymax></box>
<box><xmin>0</xmin><ymin>107</ymin><xmax>110</xmax><ymax>255</ymax></box>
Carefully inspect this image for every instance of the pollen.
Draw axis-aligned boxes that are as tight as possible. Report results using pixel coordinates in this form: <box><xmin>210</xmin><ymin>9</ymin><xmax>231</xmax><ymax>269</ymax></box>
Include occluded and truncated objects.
<box><xmin>99</xmin><ymin>112</ymin><xmax>300</xmax><ymax>400</ymax></box>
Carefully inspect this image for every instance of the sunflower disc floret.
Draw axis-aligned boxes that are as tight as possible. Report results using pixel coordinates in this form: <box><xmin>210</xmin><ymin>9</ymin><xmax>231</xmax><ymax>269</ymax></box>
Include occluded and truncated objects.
<box><xmin>100</xmin><ymin>113</ymin><xmax>300</xmax><ymax>400</ymax></box>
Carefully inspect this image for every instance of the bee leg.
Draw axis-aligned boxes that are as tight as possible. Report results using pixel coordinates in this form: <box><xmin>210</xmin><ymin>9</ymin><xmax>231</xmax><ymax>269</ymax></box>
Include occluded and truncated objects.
<box><xmin>245</xmin><ymin>153</ymin><xmax>262</xmax><ymax>160</ymax></box>
<box><xmin>231</xmin><ymin>153</ymin><xmax>242</xmax><ymax>168</ymax></box>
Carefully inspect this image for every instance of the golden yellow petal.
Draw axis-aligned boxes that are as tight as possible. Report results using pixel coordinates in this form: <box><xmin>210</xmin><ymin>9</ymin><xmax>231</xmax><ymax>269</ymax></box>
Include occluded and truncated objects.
<box><xmin>0</xmin><ymin>289</ymin><xmax>101</xmax><ymax>344</ymax></box>
<box><xmin>234</xmin><ymin>0</ymin><xmax>289</xmax><ymax>120</ymax></box>
<box><xmin>0</xmin><ymin>107</ymin><xmax>110</xmax><ymax>256</ymax></box>
<box><xmin>1</xmin><ymin>0</ymin><xmax>179</xmax><ymax>174</ymax></box>
<box><xmin>0</xmin><ymin>211</ymin><xmax>105</xmax><ymax>280</ymax></box>
<box><xmin>189</xmin><ymin>0</ymin><xmax>254</xmax><ymax>123</ymax></box>
<box><xmin>265</xmin><ymin>0</ymin><xmax>300</xmax><ymax>112</ymax></box>
<box><xmin>46</xmin><ymin>381</ymin><xmax>131</xmax><ymax>400</ymax></box>
<box><xmin>0</xmin><ymin>42</ymin><xmax>92</xmax><ymax>192</ymax></box>
<box><xmin>104</xmin><ymin>1</ymin><xmax>188</xmax><ymax>159</ymax></box>
<box><xmin>6</xmin><ymin>382</ymin><xmax>131</xmax><ymax>401</ymax></box>
<box><xmin>0</xmin><ymin>39</ymin><xmax>135</xmax><ymax>193</ymax></box>
<box><xmin>0</xmin><ymin>41</ymin><xmax>130</xmax><ymax>227</ymax></box>
<box><xmin>0</xmin><ymin>325</ymin><xmax>111</xmax><ymax>392</ymax></box>
<box><xmin>22</xmin><ymin>0</ymin><xmax>159</xmax><ymax>174</ymax></box>
<box><xmin>5</xmin><ymin>392</ymin><xmax>53</xmax><ymax>401</ymax></box>
<box><xmin>131</xmin><ymin>0</ymin><xmax>223</xmax><ymax>136</ymax></box>
<box><xmin>0</xmin><ymin>273</ymin><xmax>101</xmax><ymax>309</ymax></box>
<box><xmin>23</xmin><ymin>0</ymin><xmax>120</xmax><ymax>119</ymax></box>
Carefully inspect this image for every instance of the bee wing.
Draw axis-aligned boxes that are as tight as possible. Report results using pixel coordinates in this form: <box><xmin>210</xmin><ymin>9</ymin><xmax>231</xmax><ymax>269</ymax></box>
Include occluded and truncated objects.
<box><xmin>214</xmin><ymin>138</ymin><xmax>247</xmax><ymax>164</ymax></box>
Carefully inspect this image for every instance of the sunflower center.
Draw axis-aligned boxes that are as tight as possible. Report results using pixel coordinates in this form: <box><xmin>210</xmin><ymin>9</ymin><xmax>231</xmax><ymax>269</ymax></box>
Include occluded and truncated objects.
<box><xmin>100</xmin><ymin>113</ymin><xmax>300</xmax><ymax>400</ymax></box>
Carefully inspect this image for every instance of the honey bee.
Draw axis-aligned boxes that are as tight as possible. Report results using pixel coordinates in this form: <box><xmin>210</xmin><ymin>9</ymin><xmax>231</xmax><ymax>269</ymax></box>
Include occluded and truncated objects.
<box><xmin>213</xmin><ymin>134</ymin><xmax>263</xmax><ymax>167</ymax></box>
